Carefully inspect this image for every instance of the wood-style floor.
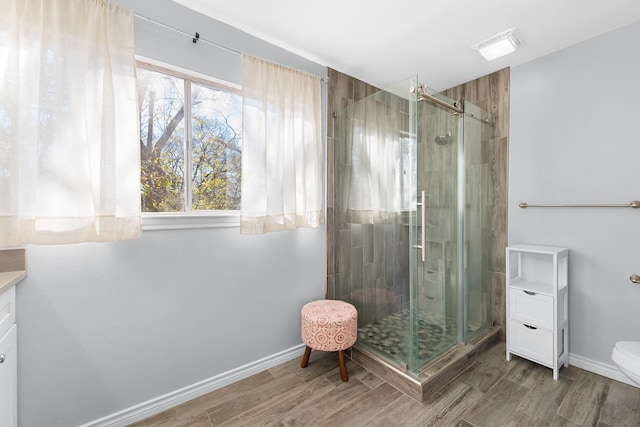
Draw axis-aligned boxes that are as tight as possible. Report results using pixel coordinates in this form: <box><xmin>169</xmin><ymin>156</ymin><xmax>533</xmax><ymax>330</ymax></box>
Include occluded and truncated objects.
<box><xmin>128</xmin><ymin>342</ymin><xmax>640</xmax><ymax>426</ymax></box>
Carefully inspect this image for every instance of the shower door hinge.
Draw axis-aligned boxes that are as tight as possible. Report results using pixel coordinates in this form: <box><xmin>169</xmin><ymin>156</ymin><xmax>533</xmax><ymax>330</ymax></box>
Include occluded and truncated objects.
<box><xmin>399</xmin><ymin>362</ymin><xmax>408</xmax><ymax>372</ymax></box>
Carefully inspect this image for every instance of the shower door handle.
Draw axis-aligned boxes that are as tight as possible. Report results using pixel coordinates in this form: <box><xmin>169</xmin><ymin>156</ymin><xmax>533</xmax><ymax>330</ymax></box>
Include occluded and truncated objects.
<box><xmin>421</xmin><ymin>191</ymin><xmax>426</xmax><ymax>262</ymax></box>
<box><xmin>412</xmin><ymin>191</ymin><xmax>426</xmax><ymax>262</ymax></box>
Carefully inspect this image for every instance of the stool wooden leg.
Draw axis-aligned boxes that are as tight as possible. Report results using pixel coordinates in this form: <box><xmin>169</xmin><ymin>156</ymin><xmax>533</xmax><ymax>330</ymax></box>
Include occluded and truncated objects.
<box><xmin>338</xmin><ymin>350</ymin><xmax>348</xmax><ymax>382</ymax></box>
<box><xmin>301</xmin><ymin>346</ymin><xmax>312</xmax><ymax>368</ymax></box>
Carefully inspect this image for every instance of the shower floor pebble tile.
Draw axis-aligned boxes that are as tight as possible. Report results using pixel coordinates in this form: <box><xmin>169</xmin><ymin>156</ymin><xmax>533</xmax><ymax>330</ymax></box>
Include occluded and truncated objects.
<box><xmin>357</xmin><ymin>308</ymin><xmax>457</xmax><ymax>363</ymax></box>
<box><xmin>127</xmin><ymin>342</ymin><xmax>640</xmax><ymax>427</ymax></box>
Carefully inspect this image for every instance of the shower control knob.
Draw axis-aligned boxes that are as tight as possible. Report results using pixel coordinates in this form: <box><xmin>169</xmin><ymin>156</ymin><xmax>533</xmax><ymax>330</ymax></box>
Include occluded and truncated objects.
<box><xmin>630</xmin><ymin>274</ymin><xmax>640</xmax><ymax>284</ymax></box>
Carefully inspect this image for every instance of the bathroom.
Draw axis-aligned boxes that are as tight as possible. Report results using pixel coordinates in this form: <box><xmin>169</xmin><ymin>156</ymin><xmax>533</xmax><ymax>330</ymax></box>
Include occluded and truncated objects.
<box><xmin>2</xmin><ymin>0</ymin><xmax>640</xmax><ymax>426</ymax></box>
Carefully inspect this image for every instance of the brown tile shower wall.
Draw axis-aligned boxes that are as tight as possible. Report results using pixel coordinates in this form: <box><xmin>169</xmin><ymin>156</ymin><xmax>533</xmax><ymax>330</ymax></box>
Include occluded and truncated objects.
<box><xmin>326</xmin><ymin>67</ymin><xmax>510</xmax><ymax>339</ymax></box>
<box><xmin>442</xmin><ymin>68</ymin><xmax>510</xmax><ymax>339</ymax></box>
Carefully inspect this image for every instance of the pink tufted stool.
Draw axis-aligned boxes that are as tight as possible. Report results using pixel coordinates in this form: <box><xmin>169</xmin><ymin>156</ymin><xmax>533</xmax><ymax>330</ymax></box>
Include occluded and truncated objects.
<box><xmin>301</xmin><ymin>299</ymin><xmax>357</xmax><ymax>382</ymax></box>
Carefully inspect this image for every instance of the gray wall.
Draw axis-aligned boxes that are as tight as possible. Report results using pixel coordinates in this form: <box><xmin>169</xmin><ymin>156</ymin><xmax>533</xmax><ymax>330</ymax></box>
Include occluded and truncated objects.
<box><xmin>16</xmin><ymin>1</ymin><xmax>327</xmax><ymax>426</ymax></box>
<box><xmin>510</xmin><ymin>22</ymin><xmax>640</xmax><ymax>368</ymax></box>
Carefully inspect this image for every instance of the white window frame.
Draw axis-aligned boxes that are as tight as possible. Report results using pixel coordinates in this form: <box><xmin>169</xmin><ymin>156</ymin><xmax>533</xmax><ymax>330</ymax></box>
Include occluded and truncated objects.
<box><xmin>136</xmin><ymin>56</ymin><xmax>242</xmax><ymax>231</ymax></box>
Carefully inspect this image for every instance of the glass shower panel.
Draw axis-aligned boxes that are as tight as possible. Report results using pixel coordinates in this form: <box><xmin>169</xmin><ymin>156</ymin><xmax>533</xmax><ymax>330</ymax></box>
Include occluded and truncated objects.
<box><xmin>333</xmin><ymin>77</ymin><xmax>415</xmax><ymax>367</ymax></box>
<box><xmin>463</xmin><ymin>102</ymin><xmax>495</xmax><ymax>342</ymax></box>
<box><xmin>410</xmin><ymin>86</ymin><xmax>460</xmax><ymax>371</ymax></box>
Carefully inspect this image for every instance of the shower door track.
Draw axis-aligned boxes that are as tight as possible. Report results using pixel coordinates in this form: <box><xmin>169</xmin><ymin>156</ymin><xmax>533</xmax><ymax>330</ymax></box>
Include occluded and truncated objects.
<box><xmin>411</xmin><ymin>86</ymin><xmax>464</xmax><ymax>114</ymax></box>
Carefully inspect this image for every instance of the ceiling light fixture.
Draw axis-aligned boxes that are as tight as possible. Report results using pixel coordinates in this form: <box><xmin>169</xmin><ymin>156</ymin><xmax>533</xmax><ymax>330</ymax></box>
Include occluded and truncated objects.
<box><xmin>472</xmin><ymin>28</ymin><xmax>521</xmax><ymax>61</ymax></box>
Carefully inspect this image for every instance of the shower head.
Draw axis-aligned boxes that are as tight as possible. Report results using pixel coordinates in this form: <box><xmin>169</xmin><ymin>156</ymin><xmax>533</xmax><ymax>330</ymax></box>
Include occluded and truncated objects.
<box><xmin>435</xmin><ymin>132</ymin><xmax>452</xmax><ymax>145</ymax></box>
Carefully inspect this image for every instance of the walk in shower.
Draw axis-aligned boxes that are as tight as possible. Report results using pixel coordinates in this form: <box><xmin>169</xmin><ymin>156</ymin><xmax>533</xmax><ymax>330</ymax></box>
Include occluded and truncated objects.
<box><xmin>332</xmin><ymin>76</ymin><xmax>495</xmax><ymax>380</ymax></box>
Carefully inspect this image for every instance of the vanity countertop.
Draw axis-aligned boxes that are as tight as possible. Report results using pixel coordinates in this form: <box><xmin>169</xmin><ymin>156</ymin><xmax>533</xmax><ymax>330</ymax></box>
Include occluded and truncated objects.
<box><xmin>0</xmin><ymin>270</ymin><xmax>26</xmax><ymax>294</ymax></box>
<box><xmin>0</xmin><ymin>248</ymin><xmax>27</xmax><ymax>293</ymax></box>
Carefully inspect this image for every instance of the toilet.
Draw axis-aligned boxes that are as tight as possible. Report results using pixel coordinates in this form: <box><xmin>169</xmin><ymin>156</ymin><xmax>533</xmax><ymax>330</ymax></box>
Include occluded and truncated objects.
<box><xmin>612</xmin><ymin>341</ymin><xmax>640</xmax><ymax>386</ymax></box>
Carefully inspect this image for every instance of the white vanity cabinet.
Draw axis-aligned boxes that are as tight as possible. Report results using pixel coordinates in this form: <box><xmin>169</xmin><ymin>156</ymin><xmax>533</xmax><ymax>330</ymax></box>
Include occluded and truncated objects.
<box><xmin>0</xmin><ymin>285</ymin><xmax>17</xmax><ymax>427</ymax></box>
<box><xmin>0</xmin><ymin>248</ymin><xmax>25</xmax><ymax>427</ymax></box>
<box><xmin>506</xmin><ymin>244</ymin><xmax>569</xmax><ymax>380</ymax></box>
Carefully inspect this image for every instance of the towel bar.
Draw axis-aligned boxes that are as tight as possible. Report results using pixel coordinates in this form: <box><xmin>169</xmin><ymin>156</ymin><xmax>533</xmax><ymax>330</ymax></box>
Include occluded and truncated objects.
<box><xmin>519</xmin><ymin>200</ymin><xmax>640</xmax><ymax>209</ymax></box>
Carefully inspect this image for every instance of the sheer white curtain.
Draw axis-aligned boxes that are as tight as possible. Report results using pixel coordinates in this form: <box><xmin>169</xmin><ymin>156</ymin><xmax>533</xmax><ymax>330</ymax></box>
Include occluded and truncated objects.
<box><xmin>0</xmin><ymin>0</ymin><xmax>140</xmax><ymax>246</ymax></box>
<box><xmin>241</xmin><ymin>55</ymin><xmax>323</xmax><ymax>234</ymax></box>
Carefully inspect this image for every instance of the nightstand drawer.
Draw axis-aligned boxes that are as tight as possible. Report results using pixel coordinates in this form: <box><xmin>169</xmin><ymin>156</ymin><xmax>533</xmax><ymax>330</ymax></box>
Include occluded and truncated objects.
<box><xmin>509</xmin><ymin>290</ymin><xmax>553</xmax><ymax>329</ymax></box>
<box><xmin>508</xmin><ymin>320</ymin><xmax>554</xmax><ymax>366</ymax></box>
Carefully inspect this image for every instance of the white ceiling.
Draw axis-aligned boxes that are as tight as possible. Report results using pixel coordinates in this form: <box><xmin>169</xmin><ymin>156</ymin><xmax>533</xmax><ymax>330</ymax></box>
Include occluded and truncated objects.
<box><xmin>171</xmin><ymin>0</ymin><xmax>640</xmax><ymax>91</ymax></box>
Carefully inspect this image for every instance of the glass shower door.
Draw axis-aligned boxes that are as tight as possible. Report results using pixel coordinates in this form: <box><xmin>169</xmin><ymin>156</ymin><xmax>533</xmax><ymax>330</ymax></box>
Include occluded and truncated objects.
<box><xmin>408</xmin><ymin>83</ymin><xmax>460</xmax><ymax>372</ymax></box>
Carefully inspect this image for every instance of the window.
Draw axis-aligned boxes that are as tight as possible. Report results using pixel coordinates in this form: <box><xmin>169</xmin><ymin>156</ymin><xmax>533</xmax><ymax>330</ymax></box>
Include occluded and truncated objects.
<box><xmin>136</xmin><ymin>62</ymin><xmax>242</xmax><ymax>222</ymax></box>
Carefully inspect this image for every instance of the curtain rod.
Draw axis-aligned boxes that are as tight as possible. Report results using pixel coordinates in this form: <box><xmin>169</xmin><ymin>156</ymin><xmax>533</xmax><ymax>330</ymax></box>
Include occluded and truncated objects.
<box><xmin>133</xmin><ymin>13</ymin><xmax>241</xmax><ymax>55</ymax></box>
<box><xmin>132</xmin><ymin>13</ymin><xmax>329</xmax><ymax>84</ymax></box>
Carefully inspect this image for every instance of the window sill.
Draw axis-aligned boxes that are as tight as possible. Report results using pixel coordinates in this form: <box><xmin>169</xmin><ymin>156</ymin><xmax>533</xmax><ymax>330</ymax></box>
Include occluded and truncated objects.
<box><xmin>142</xmin><ymin>212</ymin><xmax>240</xmax><ymax>231</ymax></box>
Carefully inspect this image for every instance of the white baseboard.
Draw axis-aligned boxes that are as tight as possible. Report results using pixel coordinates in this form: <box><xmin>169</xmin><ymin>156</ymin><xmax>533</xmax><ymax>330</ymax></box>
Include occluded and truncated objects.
<box><xmin>81</xmin><ymin>344</ymin><xmax>306</xmax><ymax>427</ymax></box>
<box><xmin>569</xmin><ymin>352</ymin><xmax>638</xmax><ymax>388</ymax></box>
